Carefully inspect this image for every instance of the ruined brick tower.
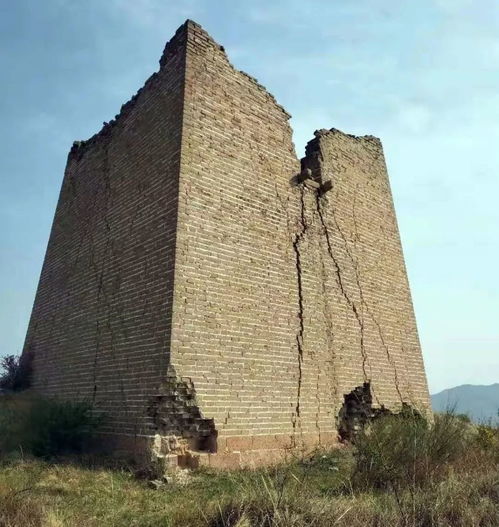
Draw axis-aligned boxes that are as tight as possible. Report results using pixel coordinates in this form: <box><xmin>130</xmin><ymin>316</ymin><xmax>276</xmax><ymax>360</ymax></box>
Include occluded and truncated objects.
<box><xmin>22</xmin><ymin>20</ymin><xmax>430</xmax><ymax>467</ymax></box>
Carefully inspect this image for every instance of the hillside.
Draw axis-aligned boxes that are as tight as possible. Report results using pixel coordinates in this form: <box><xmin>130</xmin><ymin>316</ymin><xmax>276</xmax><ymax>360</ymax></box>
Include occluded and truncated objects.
<box><xmin>432</xmin><ymin>384</ymin><xmax>499</xmax><ymax>424</ymax></box>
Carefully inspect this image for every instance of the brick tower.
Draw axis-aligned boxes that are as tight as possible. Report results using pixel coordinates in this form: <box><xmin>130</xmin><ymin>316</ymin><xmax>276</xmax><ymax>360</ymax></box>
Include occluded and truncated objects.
<box><xmin>22</xmin><ymin>20</ymin><xmax>430</xmax><ymax>468</ymax></box>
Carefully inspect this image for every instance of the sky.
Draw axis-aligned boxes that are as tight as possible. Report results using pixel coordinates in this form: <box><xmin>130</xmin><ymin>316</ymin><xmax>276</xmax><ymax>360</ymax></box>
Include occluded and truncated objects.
<box><xmin>0</xmin><ymin>0</ymin><xmax>498</xmax><ymax>394</ymax></box>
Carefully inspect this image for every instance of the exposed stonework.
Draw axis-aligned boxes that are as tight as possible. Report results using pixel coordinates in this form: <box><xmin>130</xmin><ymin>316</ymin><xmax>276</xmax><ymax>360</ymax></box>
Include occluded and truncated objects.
<box><xmin>22</xmin><ymin>20</ymin><xmax>430</xmax><ymax>468</ymax></box>
<box><xmin>148</xmin><ymin>366</ymin><xmax>217</xmax><ymax>451</ymax></box>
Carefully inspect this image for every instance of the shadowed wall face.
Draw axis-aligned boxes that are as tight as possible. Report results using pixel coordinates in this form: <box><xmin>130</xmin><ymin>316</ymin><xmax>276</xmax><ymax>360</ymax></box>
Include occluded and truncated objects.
<box><xmin>23</xmin><ymin>26</ymin><xmax>188</xmax><ymax>437</ymax></box>
<box><xmin>23</xmin><ymin>20</ymin><xmax>430</xmax><ymax>467</ymax></box>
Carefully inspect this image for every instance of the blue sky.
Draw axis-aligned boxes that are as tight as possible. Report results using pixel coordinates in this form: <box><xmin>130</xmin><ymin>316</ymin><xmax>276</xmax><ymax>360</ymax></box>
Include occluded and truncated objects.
<box><xmin>1</xmin><ymin>0</ymin><xmax>497</xmax><ymax>394</ymax></box>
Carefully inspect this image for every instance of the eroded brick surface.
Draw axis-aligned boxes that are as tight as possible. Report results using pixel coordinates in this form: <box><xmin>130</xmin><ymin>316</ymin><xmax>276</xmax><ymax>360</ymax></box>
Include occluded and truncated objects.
<box><xmin>22</xmin><ymin>20</ymin><xmax>430</xmax><ymax>467</ymax></box>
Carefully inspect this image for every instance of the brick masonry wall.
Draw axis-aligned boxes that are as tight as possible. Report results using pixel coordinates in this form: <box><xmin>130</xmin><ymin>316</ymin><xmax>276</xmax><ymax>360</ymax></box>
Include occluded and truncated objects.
<box><xmin>299</xmin><ymin>130</ymin><xmax>430</xmax><ymax>417</ymax></box>
<box><xmin>22</xmin><ymin>24</ymin><xmax>189</xmax><ymax>438</ymax></box>
<box><xmin>169</xmin><ymin>21</ymin><xmax>430</xmax><ymax>460</ymax></box>
<box><xmin>22</xmin><ymin>20</ymin><xmax>430</xmax><ymax>465</ymax></box>
<box><xmin>171</xmin><ymin>22</ymin><xmax>305</xmax><ymax>450</ymax></box>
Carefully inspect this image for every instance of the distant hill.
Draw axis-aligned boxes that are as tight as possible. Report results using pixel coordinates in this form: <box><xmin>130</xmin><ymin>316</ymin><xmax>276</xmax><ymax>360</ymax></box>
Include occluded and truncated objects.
<box><xmin>431</xmin><ymin>384</ymin><xmax>499</xmax><ymax>424</ymax></box>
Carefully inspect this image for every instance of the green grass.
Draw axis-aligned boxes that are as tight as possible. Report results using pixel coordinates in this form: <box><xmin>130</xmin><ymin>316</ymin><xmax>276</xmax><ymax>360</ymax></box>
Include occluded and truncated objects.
<box><xmin>0</xmin><ymin>444</ymin><xmax>497</xmax><ymax>526</ymax></box>
<box><xmin>0</xmin><ymin>407</ymin><xmax>498</xmax><ymax>526</ymax></box>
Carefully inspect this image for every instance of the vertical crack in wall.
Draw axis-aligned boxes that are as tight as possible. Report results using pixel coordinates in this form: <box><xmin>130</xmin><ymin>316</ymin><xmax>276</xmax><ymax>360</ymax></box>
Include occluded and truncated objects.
<box><xmin>85</xmin><ymin>198</ymin><xmax>107</xmax><ymax>405</ymax></box>
<box><xmin>353</xmin><ymin>179</ymin><xmax>404</xmax><ymax>404</ymax></box>
<box><xmin>92</xmin><ymin>320</ymin><xmax>100</xmax><ymax>402</ymax></box>
<box><xmin>351</xmin><ymin>147</ymin><xmax>403</xmax><ymax>402</ymax></box>
<box><xmin>400</xmin><ymin>343</ymin><xmax>416</xmax><ymax>402</ymax></box>
<box><xmin>371</xmin><ymin>316</ymin><xmax>404</xmax><ymax>403</ymax></box>
<box><xmin>291</xmin><ymin>186</ymin><xmax>307</xmax><ymax>434</ymax></box>
<box><xmin>315</xmin><ymin>195</ymin><xmax>369</xmax><ymax>385</ymax></box>
<box><xmin>327</xmin><ymin>181</ymin><xmax>404</xmax><ymax>405</ymax></box>
<box><xmin>324</xmin><ymin>197</ymin><xmax>378</xmax><ymax>398</ymax></box>
<box><xmin>318</xmin><ymin>248</ymin><xmax>339</xmax><ymax>422</ymax></box>
<box><xmin>315</xmin><ymin>370</ymin><xmax>321</xmax><ymax>440</ymax></box>
<box><xmin>90</xmin><ymin>141</ymin><xmax>131</xmax><ymax>416</ymax></box>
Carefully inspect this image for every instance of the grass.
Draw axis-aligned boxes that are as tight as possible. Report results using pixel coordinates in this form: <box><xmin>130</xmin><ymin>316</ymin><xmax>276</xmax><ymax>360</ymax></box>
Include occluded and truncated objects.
<box><xmin>0</xmin><ymin>450</ymin><xmax>497</xmax><ymax>527</ymax></box>
<box><xmin>0</xmin><ymin>407</ymin><xmax>498</xmax><ymax>526</ymax></box>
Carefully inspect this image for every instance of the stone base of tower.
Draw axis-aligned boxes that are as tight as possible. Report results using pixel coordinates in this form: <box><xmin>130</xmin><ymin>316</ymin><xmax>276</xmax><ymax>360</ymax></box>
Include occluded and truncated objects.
<box><xmin>90</xmin><ymin>431</ymin><xmax>340</xmax><ymax>470</ymax></box>
<box><xmin>196</xmin><ymin>432</ymin><xmax>339</xmax><ymax>469</ymax></box>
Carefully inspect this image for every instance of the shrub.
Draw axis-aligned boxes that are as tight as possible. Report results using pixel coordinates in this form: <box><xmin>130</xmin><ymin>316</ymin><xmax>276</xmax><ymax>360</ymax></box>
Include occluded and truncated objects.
<box><xmin>352</xmin><ymin>411</ymin><xmax>473</xmax><ymax>491</ymax></box>
<box><xmin>0</xmin><ymin>394</ymin><xmax>102</xmax><ymax>459</ymax></box>
<box><xmin>476</xmin><ymin>424</ymin><xmax>499</xmax><ymax>455</ymax></box>
<box><xmin>28</xmin><ymin>398</ymin><xmax>102</xmax><ymax>457</ymax></box>
<box><xmin>0</xmin><ymin>353</ymin><xmax>32</xmax><ymax>392</ymax></box>
<box><xmin>455</xmin><ymin>413</ymin><xmax>472</xmax><ymax>423</ymax></box>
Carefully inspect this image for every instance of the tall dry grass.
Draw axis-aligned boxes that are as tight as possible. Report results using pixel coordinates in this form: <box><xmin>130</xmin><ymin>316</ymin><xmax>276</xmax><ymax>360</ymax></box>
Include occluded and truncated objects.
<box><xmin>0</xmin><ymin>411</ymin><xmax>497</xmax><ymax>526</ymax></box>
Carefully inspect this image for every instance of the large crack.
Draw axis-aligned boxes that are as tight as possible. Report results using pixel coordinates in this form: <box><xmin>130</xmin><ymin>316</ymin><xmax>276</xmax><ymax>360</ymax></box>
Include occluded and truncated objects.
<box><xmin>315</xmin><ymin>195</ymin><xmax>370</xmax><ymax>385</ymax></box>
<box><xmin>89</xmin><ymin>142</ymin><xmax>131</xmax><ymax>416</ymax></box>
<box><xmin>351</xmin><ymin>182</ymin><xmax>404</xmax><ymax>404</ymax></box>
<box><xmin>324</xmin><ymin>192</ymin><xmax>404</xmax><ymax>404</ymax></box>
<box><xmin>348</xmin><ymin>147</ymin><xmax>404</xmax><ymax>402</ymax></box>
<box><xmin>291</xmin><ymin>186</ymin><xmax>307</xmax><ymax>434</ymax></box>
<box><xmin>318</xmin><ymin>248</ymin><xmax>340</xmax><ymax>420</ymax></box>
<box><xmin>371</xmin><ymin>316</ymin><xmax>404</xmax><ymax>403</ymax></box>
<box><xmin>92</xmin><ymin>320</ymin><xmax>100</xmax><ymax>403</ymax></box>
